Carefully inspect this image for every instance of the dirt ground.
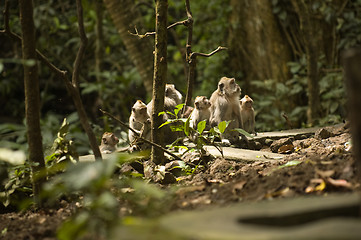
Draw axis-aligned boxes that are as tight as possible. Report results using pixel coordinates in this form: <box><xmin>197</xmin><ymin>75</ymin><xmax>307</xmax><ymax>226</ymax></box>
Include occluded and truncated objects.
<box><xmin>1</xmin><ymin>123</ymin><xmax>360</xmax><ymax>239</ymax></box>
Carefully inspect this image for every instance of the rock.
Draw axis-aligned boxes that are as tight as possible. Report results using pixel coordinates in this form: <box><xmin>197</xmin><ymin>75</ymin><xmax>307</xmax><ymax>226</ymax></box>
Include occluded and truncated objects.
<box><xmin>270</xmin><ymin>138</ymin><xmax>293</xmax><ymax>153</ymax></box>
<box><xmin>315</xmin><ymin>128</ymin><xmax>335</xmax><ymax>139</ymax></box>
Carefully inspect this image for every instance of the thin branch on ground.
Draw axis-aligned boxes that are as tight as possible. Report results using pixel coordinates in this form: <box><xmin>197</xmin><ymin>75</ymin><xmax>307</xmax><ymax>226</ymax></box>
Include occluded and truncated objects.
<box><xmin>99</xmin><ymin>109</ymin><xmax>182</xmax><ymax>160</ymax></box>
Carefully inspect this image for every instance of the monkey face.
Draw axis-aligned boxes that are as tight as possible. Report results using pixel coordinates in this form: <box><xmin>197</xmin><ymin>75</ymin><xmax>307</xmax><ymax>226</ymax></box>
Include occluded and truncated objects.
<box><xmin>102</xmin><ymin>132</ymin><xmax>119</xmax><ymax>145</ymax></box>
<box><xmin>241</xmin><ymin>95</ymin><xmax>253</xmax><ymax>109</ymax></box>
<box><xmin>218</xmin><ymin>77</ymin><xmax>241</xmax><ymax>97</ymax></box>
<box><xmin>132</xmin><ymin>100</ymin><xmax>150</xmax><ymax>123</ymax></box>
<box><xmin>194</xmin><ymin>96</ymin><xmax>211</xmax><ymax>110</ymax></box>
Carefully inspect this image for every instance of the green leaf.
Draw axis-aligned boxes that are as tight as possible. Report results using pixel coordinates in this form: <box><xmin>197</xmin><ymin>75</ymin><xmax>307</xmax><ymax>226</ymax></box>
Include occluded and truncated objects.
<box><xmin>159</xmin><ymin>120</ymin><xmax>172</xmax><ymax>128</ymax></box>
<box><xmin>218</xmin><ymin>121</ymin><xmax>230</xmax><ymax>134</ymax></box>
<box><xmin>174</xmin><ymin>104</ymin><xmax>185</xmax><ymax>117</ymax></box>
<box><xmin>278</xmin><ymin>160</ymin><xmax>302</xmax><ymax>169</ymax></box>
<box><xmin>158</xmin><ymin>111</ymin><xmax>166</xmax><ymax>116</ymax></box>
<box><xmin>197</xmin><ymin>120</ymin><xmax>206</xmax><ymax>134</ymax></box>
<box><xmin>234</xmin><ymin>128</ymin><xmax>254</xmax><ymax>138</ymax></box>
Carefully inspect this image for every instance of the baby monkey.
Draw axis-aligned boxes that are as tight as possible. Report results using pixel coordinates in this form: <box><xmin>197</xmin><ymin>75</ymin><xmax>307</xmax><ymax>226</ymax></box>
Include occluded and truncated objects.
<box><xmin>99</xmin><ymin>132</ymin><xmax>119</xmax><ymax>154</ymax></box>
<box><xmin>240</xmin><ymin>95</ymin><xmax>255</xmax><ymax>134</ymax></box>
<box><xmin>129</xmin><ymin>100</ymin><xmax>150</xmax><ymax>144</ymax></box>
<box><xmin>190</xmin><ymin>96</ymin><xmax>211</xmax><ymax>129</ymax></box>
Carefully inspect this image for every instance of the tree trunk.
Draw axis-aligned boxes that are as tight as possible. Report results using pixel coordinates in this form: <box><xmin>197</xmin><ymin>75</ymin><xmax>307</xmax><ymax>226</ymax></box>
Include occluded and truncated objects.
<box><xmin>19</xmin><ymin>0</ymin><xmax>46</xmax><ymax>206</ymax></box>
<box><xmin>291</xmin><ymin>0</ymin><xmax>321</xmax><ymax>125</ymax></box>
<box><xmin>151</xmin><ymin>0</ymin><xmax>168</xmax><ymax>165</ymax></box>
<box><xmin>103</xmin><ymin>0</ymin><xmax>154</xmax><ymax>95</ymax></box>
<box><xmin>342</xmin><ymin>48</ymin><xmax>361</xmax><ymax>215</ymax></box>
<box><xmin>228</xmin><ymin>0</ymin><xmax>292</xmax><ymax>92</ymax></box>
<box><xmin>95</xmin><ymin>0</ymin><xmax>104</xmax><ymax>83</ymax></box>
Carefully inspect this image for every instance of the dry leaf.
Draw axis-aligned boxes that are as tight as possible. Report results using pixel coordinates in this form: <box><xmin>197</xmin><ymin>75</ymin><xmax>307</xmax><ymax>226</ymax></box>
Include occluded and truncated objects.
<box><xmin>278</xmin><ymin>144</ymin><xmax>294</xmax><ymax>154</ymax></box>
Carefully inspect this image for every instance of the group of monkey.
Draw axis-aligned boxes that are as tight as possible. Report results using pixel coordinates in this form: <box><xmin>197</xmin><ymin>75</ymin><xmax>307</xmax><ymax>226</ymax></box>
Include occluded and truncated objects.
<box><xmin>99</xmin><ymin>76</ymin><xmax>255</xmax><ymax>154</ymax></box>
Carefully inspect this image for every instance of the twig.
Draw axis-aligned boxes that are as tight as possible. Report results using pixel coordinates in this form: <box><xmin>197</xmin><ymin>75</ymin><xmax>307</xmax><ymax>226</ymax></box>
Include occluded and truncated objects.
<box><xmin>282</xmin><ymin>113</ymin><xmax>293</xmax><ymax>129</ymax></box>
<box><xmin>129</xmin><ymin>19</ymin><xmax>189</xmax><ymax>38</ymax></box>
<box><xmin>189</xmin><ymin>46</ymin><xmax>228</xmax><ymax>60</ymax></box>
<box><xmin>99</xmin><ymin>109</ymin><xmax>182</xmax><ymax>160</ymax></box>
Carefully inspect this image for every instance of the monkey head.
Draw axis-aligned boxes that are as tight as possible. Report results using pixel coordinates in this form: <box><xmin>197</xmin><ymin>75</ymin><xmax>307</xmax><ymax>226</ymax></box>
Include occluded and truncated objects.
<box><xmin>101</xmin><ymin>132</ymin><xmax>119</xmax><ymax>146</ymax></box>
<box><xmin>240</xmin><ymin>95</ymin><xmax>253</xmax><ymax>109</ymax></box>
<box><xmin>165</xmin><ymin>84</ymin><xmax>183</xmax><ymax>104</ymax></box>
<box><xmin>132</xmin><ymin>100</ymin><xmax>149</xmax><ymax>123</ymax></box>
<box><xmin>194</xmin><ymin>96</ymin><xmax>211</xmax><ymax>110</ymax></box>
<box><xmin>217</xmin><ymin>77</ymin><xmax>241</xmax><ymax>97</ymax></box>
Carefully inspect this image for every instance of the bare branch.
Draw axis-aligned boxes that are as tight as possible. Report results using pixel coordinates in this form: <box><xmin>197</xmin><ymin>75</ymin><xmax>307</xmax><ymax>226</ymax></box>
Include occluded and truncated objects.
<box><xmin>189</xmin><ymin>46</ymin><xmax>228</xmax><ymax>60</ymax></box>
<box><xmin>72</xmin><ymin>0</ymin><xmax>88</xmax><ymax>88</ymax></box>
<box><xmin>129</xmin><ymin>19</ymin><xmax>188</xmax><ymax>38</ymax></box>
<box><xmin>100</xmin><ymin>109</ymin><xmax>182</xmax><ymax>160</ymax></box>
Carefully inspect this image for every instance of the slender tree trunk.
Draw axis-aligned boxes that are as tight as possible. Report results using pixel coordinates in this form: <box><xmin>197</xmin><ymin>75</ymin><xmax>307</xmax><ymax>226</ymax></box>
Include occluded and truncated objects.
<box><xmin>19</xmin><ymin>0</ymin><xmax>46</xmax><ymax>206</ymax></box>
<box><xmin>343</xmin><ymin>48</ymin><xmax>361</xmax><ymax>216</ymax></box>
<box><xmin>291</xmin><ymin>0</ymin><xmax>321</xmax><ymax>125</ymax></box>
<box><xmin>95</xmin><ymin>1</ymin><xmax>104</xmax><ymax>83</ymax></box>
<box><xmin>151</xmin><ymin>0</ymin><xmax>168</xmax><ymax>165</ymax></box>
<box><xmin>103</xmin><ymin>0</ymin><xmax>154</xmax><ymax>95</ymax></box>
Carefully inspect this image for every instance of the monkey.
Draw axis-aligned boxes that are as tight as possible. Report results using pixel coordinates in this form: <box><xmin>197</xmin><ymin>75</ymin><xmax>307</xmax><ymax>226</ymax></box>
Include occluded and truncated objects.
<box><xmin>99</xmin><ymin>132</ymin><xmax>119</xmax><ymax>154</ymax></box>
<box><xmin>147</xmin><ymin>84</ymin><xmax>183</xmax><ymax>120</ymax></box>
<box><xmin>209</xmin><ymin>77</ymin><xmax>243</xmax><ymax>144</ymax></box>
<box><xmin>190</xmin><ymin>96</ymin><xmax>212</xmax><ymax>129</ymax></box>
<box><xmin>129</xmin><ymin>100</ymin><xmax>151</xmax><ymax>144</ymax></box>
<box><xmin>145</xmin><ymin>84</ymin><xmax>183</xmax><ymax>145</ymax></box>
<box><xmin>240</xmin><ymin>95</ymin><xmax>255</xmax><ymax>134</ymax></box>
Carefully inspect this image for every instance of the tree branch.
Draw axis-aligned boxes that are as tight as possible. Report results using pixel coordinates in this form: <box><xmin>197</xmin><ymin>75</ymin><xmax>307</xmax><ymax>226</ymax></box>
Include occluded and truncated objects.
<box><xmin>99</xmin><ymin>109</ymin><xmax>182</xmax><ymax>160</ymax></box>
<box><xmin>129</xmin><ymin>19</ymin><xmax>188</xmax><ymax>38</ymax></box>
<box><xmin>189</xmin><ymin>46</ymin><xmax>228</xmax><ymax>60</ymax></box>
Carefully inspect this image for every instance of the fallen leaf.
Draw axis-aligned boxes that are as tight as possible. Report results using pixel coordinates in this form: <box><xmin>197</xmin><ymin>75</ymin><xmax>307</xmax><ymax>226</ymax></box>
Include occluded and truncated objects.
<box><xmin>265</xmin><ymin>187</ymin><xmax>293</xmax><ymax>198</ymax></box>
<box><xmin>305</xmin><ymin>178</ymin><xmax>326</xmax><ymax>193</ymax></box>
<box><xmin>314</xmin><ymin>180</ymin><xmax>326</xmax><ymax>191</ymax></box>
<box><xmin>278</xmin><ymin>144</ymin><xmax>294</xmax><ymax>154</ymax></box>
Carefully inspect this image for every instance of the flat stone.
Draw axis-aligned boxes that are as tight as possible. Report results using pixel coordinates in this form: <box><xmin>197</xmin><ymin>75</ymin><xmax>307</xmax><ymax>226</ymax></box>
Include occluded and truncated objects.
<box><xmin>204</xmin><ymin>146</ymin><xmax>284</xmax><ymax>162</ymax></box>
<box><xmin>160</xmin><ymin>193</ymin><xmax>361</xmax><ymax>240</ymax></box>
<box><xmin>252</xmin><ymin>124</ymin><xmax>343</xmax><ymax>141</ymax></box>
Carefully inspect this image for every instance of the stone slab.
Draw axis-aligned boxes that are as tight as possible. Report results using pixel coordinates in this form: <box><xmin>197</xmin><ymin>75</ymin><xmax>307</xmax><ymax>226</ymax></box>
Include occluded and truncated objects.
<box><xmin>251</xmin><ymin>123</ymin><xmax>343</xmax><ymax>141</ymax></box>
<box><xmin>160</xmin><ymin>193</ymin><xmax>361</xmax><ymax>240</ymax></box>
<box><xmin>204</xmin><ymin>146</ymin><xmax>285</xmax><ymax>162</ymax></box>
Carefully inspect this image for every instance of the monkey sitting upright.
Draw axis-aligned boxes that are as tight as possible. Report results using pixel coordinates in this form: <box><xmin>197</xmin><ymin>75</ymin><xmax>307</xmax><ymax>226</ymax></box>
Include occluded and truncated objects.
<box><xmin>129</xmin><ymin>100</ymin><xmax>151</xmax><ymax>145</ymax></box>
<box><xmin>209</xmin><ymin>77</ymin><xmax>243</xmax><ymax>144</ymax></box>
<box><xmin>99</xmin><ymin>132</ymin><xmax>119</xmax><ymax>154</ymax></box>
<box><xmin>240</xmin><ymin>95</ymin><xmax>255</xmax><ymax>134</ymax></box>
<box><xmin>190</xmin><ymin>96</ymin><xmax>212</xmax><ymax>130</ymax></box>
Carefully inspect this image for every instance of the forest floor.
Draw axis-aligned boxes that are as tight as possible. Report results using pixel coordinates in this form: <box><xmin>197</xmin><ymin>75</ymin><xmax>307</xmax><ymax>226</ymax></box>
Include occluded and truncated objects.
<box><xmin>0</xmin><ymin>122</ymin><xmax>360</xmax><ymax>240</ymax></box>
